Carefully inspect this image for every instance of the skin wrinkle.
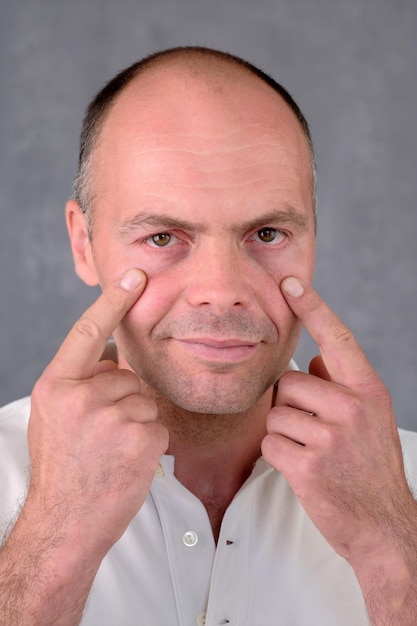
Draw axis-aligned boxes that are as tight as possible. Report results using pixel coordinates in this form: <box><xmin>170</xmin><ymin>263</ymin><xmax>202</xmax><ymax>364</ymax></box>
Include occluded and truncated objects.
<box><xmin>112</xmin><ymin>179</ymin><xmax>300</xmax><ymax>190</ymax></box>
<box><xmin>118</xmin><ymin>141</ymin><xmax>304</xmax><ymax>165</ymax></box>
<box><xmin>118</xmin><ymin>143</ymin><xmax>300</xmax><ymax>155</ymax></box>
<box><xmin>114</xmin><ymin>151</ymin><xmax>302</xmax><ymax>174</ymax></box>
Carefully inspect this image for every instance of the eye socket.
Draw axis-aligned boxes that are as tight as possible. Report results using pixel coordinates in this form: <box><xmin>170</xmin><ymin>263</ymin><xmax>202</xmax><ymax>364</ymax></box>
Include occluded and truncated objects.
<box><xmin>252</xmin><ymin>228</ymin><xmax>285</xmax><ymax>244</ymax></box>
<box><xmin>147</xmin><ymin>233</ymin><xmax>176</xmax><ymax>247</ymax></box>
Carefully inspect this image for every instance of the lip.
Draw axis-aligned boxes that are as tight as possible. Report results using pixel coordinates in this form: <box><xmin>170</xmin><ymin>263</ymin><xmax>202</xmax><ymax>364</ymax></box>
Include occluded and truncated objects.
<box><xmin>180</xmin><ymin>337</ymin><xmax>258</xmax><ymax>348</ymax></box>
<box><xmin>173</xmin><ymin>337</ymin><xmax>259</xmax><ymax>363</ymax></box>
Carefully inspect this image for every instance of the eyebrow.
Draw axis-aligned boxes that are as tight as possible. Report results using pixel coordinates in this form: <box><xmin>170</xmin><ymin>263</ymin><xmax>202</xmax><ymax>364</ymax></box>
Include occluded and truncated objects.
<box><xmin>233</xmin><ymin>208</ymin><xmax>309</xmax><ymax>233</ymax></box>
<box><xmin>118</xmin><ymin>212</ymin><xmax>206</xmax><ymax>238</ymax></box>
<box><xmin>117</xmin><ymin>207</ymin><xmax>309</xmax><ymax>238</ymax></box>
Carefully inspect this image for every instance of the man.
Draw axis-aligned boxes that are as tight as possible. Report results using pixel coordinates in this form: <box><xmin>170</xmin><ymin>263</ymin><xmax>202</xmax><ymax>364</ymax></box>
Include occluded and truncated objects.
<box><xmin>1</xmin><ymin>46</ymin><xmax>417</xmax><ymax>625</ymax></box>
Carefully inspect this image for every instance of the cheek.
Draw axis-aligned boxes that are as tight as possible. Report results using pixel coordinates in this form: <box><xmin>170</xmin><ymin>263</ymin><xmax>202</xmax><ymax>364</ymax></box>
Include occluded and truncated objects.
<box><xmin>122</xmin><ymin>269</ymin><xmax>181</xmax><ymax>333</ymax></box>
<box><xmin>255</xmin><ymin>266</ymin><xmax>302</xmax><ymax>354</ymax></box>
<box><xmin>254</xmin><ymin>239</ymin><xmax>315</xmax><ymax>284</ymax></box>
<box><xmin>93</xmin><ymin>237</ymin><xmax>182</xmax><ymax>291</ymax></box>
<box><xmin>257</xmin><ymin>275</ymin><xmax>299</xmax><ymax>340</ymax></box>
<box><xmin>251</xmin><ymin>242</ymin><xmax>314</xmax><ymax>334</ymax></box>
<box><xmin>256</xmin><ymin>237</ymin><xmax>315</xmax><ymax>293</ymax></box>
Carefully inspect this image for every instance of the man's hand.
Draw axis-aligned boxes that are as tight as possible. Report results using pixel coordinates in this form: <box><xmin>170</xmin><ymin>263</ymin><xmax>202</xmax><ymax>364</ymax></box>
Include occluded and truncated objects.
<box><xmin>28</xmin><ymin>267</ymin><xmax>169</xmax><ymax>557</ymax></box>
<box><xmin>0</xmin><ymin>269</ymin><xmax>169</xmax><ymax>625</ymax></box>
<box><xmin>261</xmin><ymin>276</ymin><xmax>417</xmax><ymax>623</ymax></box>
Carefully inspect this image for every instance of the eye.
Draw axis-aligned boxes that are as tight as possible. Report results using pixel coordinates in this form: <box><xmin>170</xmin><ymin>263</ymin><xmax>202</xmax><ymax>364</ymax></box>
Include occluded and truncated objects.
<box><xmin>251</xmin><ymin>228</ymin><xmax>285</xmax><ymax>245</ymax></box>
<box><xmin>147</xmin><ymin>232</ymin><xmax>179</xmax><ymax>248</ymax></box>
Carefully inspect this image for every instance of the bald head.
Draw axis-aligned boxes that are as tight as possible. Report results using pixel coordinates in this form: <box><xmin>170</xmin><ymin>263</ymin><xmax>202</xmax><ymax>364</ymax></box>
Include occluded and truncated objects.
<box><xmin>73</xmin><ymin>46</ymin><xmax>316</xmax><ymax>234</ymax></box>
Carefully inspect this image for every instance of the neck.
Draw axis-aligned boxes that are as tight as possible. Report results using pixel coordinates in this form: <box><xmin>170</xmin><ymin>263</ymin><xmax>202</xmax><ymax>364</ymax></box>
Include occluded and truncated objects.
<box><xmin>150</xmin><ymin>385</ymin><xmax>274</xmax><ymax>541</ymax></box>
<box><xmin>117</xmin><ymin>352</ymin><xmax>274</xmax><ymax>541</ymax></box>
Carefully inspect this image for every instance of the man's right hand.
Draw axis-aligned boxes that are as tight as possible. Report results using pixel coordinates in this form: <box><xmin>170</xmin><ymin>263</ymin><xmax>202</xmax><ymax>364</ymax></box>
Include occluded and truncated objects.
<box><xmin>27</xmin><ymin>268</ymin><xmax>169</xmax><ymax>559</ymax></box>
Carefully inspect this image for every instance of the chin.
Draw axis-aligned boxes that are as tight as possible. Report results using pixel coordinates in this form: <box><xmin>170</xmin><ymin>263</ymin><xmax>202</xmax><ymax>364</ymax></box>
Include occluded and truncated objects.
<box><xmin>170</xmin><ymin>396</ymin><xmax>255</xmax><ymax>415</ymax></box>
<box><xmin>146</xmin><ymin>371</ymin><xmax>276</xmax><ymax>416</ymax></box>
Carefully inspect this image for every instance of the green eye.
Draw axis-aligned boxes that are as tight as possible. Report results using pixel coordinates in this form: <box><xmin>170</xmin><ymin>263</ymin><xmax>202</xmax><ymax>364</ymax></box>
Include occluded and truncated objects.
<box><xmin>257</xmin><ymin>228</ymin><xmax>277</xmax><ymax>243</ymax></box>
<box><xmin>151</xmin><ymin>233</ymin><xmax>172</xmax><ymax>247</ymax></box>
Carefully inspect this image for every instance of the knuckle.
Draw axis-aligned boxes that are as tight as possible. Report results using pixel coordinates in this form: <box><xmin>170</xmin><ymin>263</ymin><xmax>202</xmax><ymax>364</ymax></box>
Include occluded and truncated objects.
<box><xmin>32</xmin><ymin>370</ymin><xmax>68</xmax><ymax>406</ymax></box>
<box><xmin>146</xmin><ymin>422</ymin><xmax>169</xmax><ymax>453</ymax></box>
<box><xmin>32</xmin><ymin>372</ymin><xmax>53</xmax><ymax>400</ymax></box>
<box><xmin>110</xmin><ymin>392</ymin><xmax>159</xmax><ymax>424</ymax></box>
<box><xmin>368</xmin><ymin>381</ymin><xmax>392</xmax><ymax>408</ymax></box>
<box><xmin>265</xmin><ymin>407</ymin><xmax>281</xmax><ymax>430</ymax></box>
<box><xmin>69</xmin><ymin>382</ymin><xmax>97</xmax><ymax>417</ymax></box>
<box><xmin>110</xmin><ymin>368</ymin><xmax>140</xmax><ymax>391</ymax></box>
<box><xmin>293</xmin><ymin>447</ymin><xmax>319</xmax><ymax>480</ymax></box>
<box><xmin>74</xmin><ymin>317</ymin><xmax>102</xmax><ymax>341</ymax></box>
<box><xmin>124</xmin><ymin>422</ymin><xmax>167</xmax><ymax>465</ymax></box>
<box><xmin>266</xmin><ymin>405</ymin><xmax>293</xmax><ymax>431</ymax></box>
<box><xmin>276</xmin><ymin>371</ymin><xmax>301</xmax><ymax>397</ymax></box>
<box><xmin>279</xmin><ymin>370</ymin><xmax>299</xmax><ymax>386</ymax></box>
<box><xmin>136</xmin><ymin>396</ymin><xmax>159</xmax><ymax>422</ymax></box>
<box><xmin>341</xmin><ymin>392</ymin><xmax>364</xmax><ymax>419</ymax></box>
<box><xmin>333</xmin><ymin>324</ymin><xmax>354</xmax><ymax>345</ymax></box>
<box><xmin>260</xmin><ymin>433</ymin><xmax>279</xmax><ymax>460</ymax></box>
<box><xmin>317</xmin><ymin>423</ymin><xmax>337</xmax><ymax>450</ymax></box>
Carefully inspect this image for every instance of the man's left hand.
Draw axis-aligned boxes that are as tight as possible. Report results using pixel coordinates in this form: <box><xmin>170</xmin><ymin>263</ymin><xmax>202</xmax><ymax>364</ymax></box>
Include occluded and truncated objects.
<box><xmin>261</xmin><ymin>276</ymin><xmax>417</xmax><ymax>566</ymax></box>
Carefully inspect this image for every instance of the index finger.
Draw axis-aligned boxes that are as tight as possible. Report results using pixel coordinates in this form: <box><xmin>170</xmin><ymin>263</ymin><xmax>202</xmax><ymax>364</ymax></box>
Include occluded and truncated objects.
<box><xmin>281</xmin><ymin>276</ymin><xmax>376</xmax><ymax>389</ymax></box>
<box><xmin>50</xmin><ymin>269</ymin><xmax>146</xmax><ymax>380</ymax></box>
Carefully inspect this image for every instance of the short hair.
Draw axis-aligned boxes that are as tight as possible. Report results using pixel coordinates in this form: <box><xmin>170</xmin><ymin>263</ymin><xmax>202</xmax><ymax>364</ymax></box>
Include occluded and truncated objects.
<box><xmin>72</xmin><ymin>46</ymin><xmax>316</xmax><ymax>235</ymax></box>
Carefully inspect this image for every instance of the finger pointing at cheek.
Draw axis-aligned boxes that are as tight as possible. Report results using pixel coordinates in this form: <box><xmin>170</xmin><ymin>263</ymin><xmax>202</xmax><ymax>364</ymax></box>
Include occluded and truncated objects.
<box><xmin>280</xmin><ymin>276</ymin><xmax>379</xmax><ymax>392</ymax></box>
<box><xmin>50</xmin><ymin>268</ymin><xmax>147</xmax><ymax>381</ymax></box>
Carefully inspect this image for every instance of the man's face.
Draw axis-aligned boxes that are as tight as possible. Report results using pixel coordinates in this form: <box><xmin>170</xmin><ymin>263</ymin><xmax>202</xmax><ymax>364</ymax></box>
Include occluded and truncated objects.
<box><xmin>70</xmin><ymin>70</ymin><xmax>316</xmax><ymax>414</ymax></box>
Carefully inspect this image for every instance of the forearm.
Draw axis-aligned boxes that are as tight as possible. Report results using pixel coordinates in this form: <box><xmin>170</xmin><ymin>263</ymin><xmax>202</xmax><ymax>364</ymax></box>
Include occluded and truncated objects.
<box><xmin>350</xmin><ymin>504</ymin><xmax>417</xmax><ymax>625</ymax></box>
<box><xmin>361</xmin><ymin>570</ymin><xmax>417</xmax><ymax>626</ymax></box>
<box><xmin>0</xmin><ymin>502</ymin><xmax>101</xmax><ymax>626</ymax></box>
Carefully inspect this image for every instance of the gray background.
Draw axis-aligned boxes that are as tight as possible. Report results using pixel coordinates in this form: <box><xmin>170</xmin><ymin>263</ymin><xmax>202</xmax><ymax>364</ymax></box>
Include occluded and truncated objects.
<box><xmin>1</xmin><ymin>0</ymin><xmax>416</xmax><ymax>429</ymax></box>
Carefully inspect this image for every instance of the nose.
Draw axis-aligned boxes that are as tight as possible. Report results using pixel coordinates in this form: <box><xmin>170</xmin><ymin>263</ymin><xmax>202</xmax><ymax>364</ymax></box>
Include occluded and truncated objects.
<box><xmin>184</xmin><ymin>242</ymin><xmax>253</xmax><ymax>314</ymax></box>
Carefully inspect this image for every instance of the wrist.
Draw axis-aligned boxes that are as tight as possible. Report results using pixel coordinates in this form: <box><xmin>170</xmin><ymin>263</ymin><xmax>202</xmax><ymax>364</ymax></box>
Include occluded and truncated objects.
<box><xmin>0</xmin><ymin>501</ymin><xmax>101</xmax><ymax>626</ymax></box>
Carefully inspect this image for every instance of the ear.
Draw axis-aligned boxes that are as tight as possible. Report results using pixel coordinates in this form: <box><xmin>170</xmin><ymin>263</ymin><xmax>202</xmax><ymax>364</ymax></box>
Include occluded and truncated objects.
<box><xmin>65</xmin><ymin>199</ymin><xmax>99</xmax><ymax>286</ymax></box>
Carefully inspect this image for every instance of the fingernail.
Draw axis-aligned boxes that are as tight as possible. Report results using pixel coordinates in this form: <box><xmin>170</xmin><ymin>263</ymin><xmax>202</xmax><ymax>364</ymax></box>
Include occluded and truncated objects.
<box><xmin>120</xmin><ymin>269</ymin><xmax>145</xmax><ymax>291</ymax></box>
<box><xmin>281</xmin><ymin>276</ymin><xmax>305</xmax><ymax>297</ymax></box>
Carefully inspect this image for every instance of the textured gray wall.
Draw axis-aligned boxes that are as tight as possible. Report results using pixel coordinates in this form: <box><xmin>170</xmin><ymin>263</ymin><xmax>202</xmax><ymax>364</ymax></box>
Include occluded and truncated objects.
<box><xmin>1</xmin><ymin>0</ymin><xmax>416</xmax><ymax>429</ymax></box>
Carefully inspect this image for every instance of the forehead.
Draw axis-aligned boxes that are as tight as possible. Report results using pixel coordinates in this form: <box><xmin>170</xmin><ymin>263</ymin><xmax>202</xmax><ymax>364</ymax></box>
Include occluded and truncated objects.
<box><xmin>92</xmin><ymin>67</ymin><xmax>314</xmax><ymax>223</ymax></box>
<box><xmin>102</xmin><ymin>66</ymin><xmax>308</xmax><ymax>147</ymax></box>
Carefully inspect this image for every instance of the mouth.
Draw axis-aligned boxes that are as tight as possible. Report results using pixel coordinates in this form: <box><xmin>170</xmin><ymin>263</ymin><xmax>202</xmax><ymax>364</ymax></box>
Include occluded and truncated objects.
<box><xmin>173</xmin><ymin>337</ymin><xmax>259</xmax><ymax>363</ymax></box>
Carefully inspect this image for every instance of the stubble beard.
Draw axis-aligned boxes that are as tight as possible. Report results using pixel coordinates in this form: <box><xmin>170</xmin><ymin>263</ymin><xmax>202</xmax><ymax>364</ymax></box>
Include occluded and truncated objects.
<box><xmin>114</xmin><ymin>311</ymin><xmax>301</xmax><ymax>441</ymax></box>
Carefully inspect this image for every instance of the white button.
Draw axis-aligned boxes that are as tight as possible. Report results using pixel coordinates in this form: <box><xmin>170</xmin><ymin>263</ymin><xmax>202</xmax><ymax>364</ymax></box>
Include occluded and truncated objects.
<box><xmin>182</xmin><ymin>530</ymin><xmax>199</xmax><ymax>547</ymax></box>
<box><xmin>196</xmin><ymin>611</ymin><xmax>206</xmax><ymax>625</ymax></box>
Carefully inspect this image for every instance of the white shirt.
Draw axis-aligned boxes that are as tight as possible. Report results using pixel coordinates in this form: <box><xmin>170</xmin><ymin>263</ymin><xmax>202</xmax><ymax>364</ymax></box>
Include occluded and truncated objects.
<box><xmin>2</xmin><ymin>396</ymin><xmax>417</xmax><ymax>626</ymax></box>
